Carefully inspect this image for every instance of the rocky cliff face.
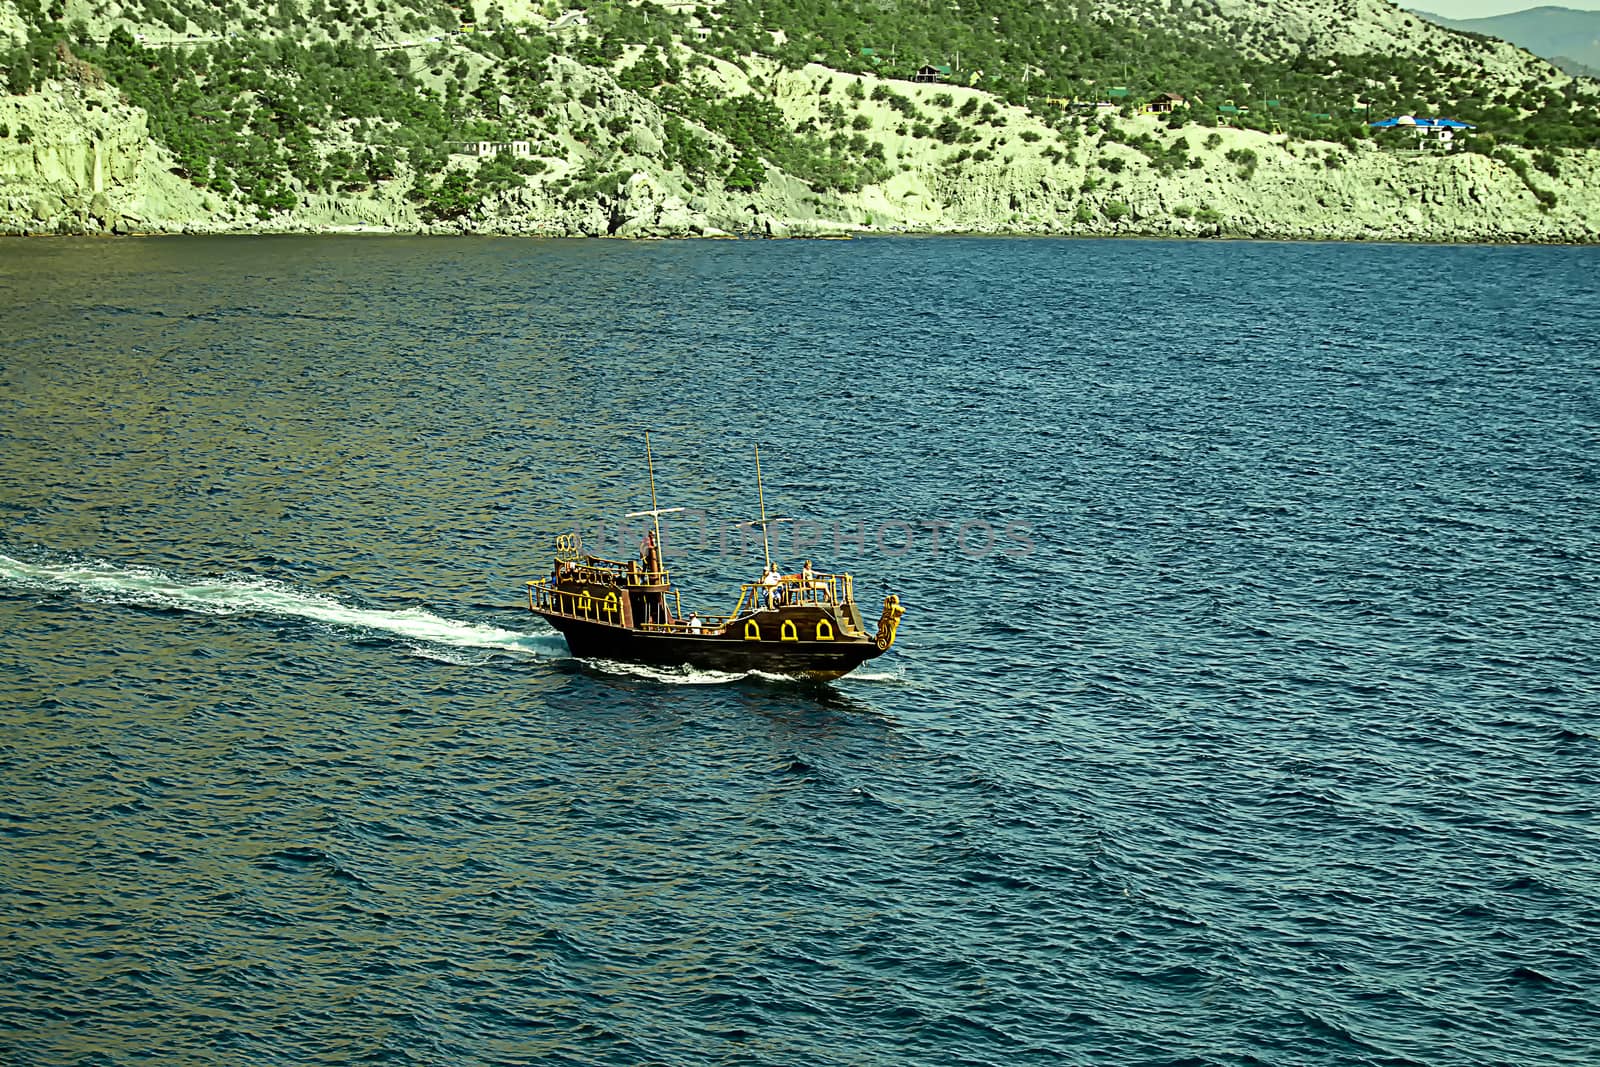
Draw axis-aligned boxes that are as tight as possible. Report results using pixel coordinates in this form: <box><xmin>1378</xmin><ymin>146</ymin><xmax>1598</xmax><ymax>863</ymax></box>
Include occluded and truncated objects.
<box><xmin>2</xmin><ymin>55</ymin><xmax>1597</xmax><ymax>243</ymax></box>
<box><xmin>0</xmin><ymin>78</ymin><xmax>209</xmax><ymax>234</ymax></box>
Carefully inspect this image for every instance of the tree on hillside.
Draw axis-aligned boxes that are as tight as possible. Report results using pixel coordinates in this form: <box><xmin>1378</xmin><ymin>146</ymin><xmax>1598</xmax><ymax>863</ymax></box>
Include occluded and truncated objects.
<box><xmin>7</xmin><ymin>49</ymin><xmax>34</xmax><ymax>94</ymax></box>
<box><xmin>726</xmin><ymin>151</ymin><xmax>766</xmax><ymax>191</ymax></box>
<box><xmin>416</xmin><ymin>169</ymin><xmax>479</xmax><ymax>220</ymax></box>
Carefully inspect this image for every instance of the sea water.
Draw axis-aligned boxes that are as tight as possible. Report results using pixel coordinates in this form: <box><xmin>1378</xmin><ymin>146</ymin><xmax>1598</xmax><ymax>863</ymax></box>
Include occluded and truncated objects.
<box><xmin>1</xmin><ymin>236</ymin><xmax>1597</xmax><ymax>1065</ymax></box>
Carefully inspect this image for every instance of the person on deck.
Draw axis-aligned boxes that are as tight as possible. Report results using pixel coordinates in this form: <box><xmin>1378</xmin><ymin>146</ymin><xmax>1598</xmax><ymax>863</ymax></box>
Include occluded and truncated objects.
<box><xmin>640</xmin><ymin>531</ymin><xmax>659</xmax><ymax>577</ymax></box>
<box><xmin>761</xmin><ymin>563</ymin><xmax>782</xmax><ymax>609</ymax></box>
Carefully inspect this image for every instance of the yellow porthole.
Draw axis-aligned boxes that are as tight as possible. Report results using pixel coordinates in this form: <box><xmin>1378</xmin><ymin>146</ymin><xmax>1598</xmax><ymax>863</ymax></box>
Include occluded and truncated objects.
<box><xmin>744</xmin><ymin>619</ymin><xmax>761</xmax><ymax>641</ymax></box>
<box><xmin>816</xmin><ymin>619</ymin><xmax>834</xmax><ymax>641</ymax></box>
<box><xmin>780</xmin><ymin>619</ymin><xmax>798</xmax><ymax>642</ymax></box>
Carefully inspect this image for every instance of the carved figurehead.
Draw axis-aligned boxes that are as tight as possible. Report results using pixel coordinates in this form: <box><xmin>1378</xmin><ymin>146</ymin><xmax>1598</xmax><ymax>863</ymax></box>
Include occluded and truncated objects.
<box><xmin>874</xmin><ymin>594</ymin><xmax>905</xmax><ymax>651</ymax></box>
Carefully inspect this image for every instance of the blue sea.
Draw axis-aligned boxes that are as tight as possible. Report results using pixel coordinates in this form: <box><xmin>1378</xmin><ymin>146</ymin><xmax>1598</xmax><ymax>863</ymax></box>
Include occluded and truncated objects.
<box><xmin>1</xmin><ymin>236</ymin><xmax>1596</xmax><ymax>1066</ymax></box>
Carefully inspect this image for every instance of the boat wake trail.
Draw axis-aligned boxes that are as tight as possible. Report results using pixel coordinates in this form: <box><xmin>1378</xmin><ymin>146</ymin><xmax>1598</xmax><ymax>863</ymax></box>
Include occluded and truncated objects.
<box><xmin>582</xmin><ymin>659</ymin><xmax>908</xmax><ymax>687</ymax></box>
<box><xmin>0</xmin><ymin>552</ymin><xmax>561</xmax><ymax>661</ymax></box>
<box><xmin>582</xmin><ymin>658</ymin><xmax>770</xmax><ymax>685</ymax></box>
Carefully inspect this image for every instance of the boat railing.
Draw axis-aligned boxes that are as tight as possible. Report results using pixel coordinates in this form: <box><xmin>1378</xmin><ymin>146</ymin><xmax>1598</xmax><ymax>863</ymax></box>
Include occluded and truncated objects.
<box><xmin>544</xmin><ymin>554</ymin><xmax>671</xmax><ymax>588</ymax></box>
<box><xmin>529</xmin><ymin>579</ymin><xmax>630</xmax><ymax>624</ymax></box>
<box><xmin>530</xmin><ymin>576</ymin><xmax>683</xmax><ymax>626</ymax></box>
<box><xmin>738</xmin><ymin>571</ymin><xmax>852</xmax><ymax>611</ymax></box>
<box><xmin>636</xmin><ymin>614</ymin><xmax>739</xmax><ymax>636</ymax></box>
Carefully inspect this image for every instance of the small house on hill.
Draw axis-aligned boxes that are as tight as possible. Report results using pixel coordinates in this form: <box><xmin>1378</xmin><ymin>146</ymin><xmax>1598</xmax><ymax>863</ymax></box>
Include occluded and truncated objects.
<box><xmin>914</xmin><ymin>64</ymin><xmax>951</xmax><ymax>83</ymax></box>
<box><xmin>455</xmin><ymin>140</ymin><xmax>534</xmax><ymax>159</ymax></box>
<box><xmin>1370</xmin><ymin>115</ymin><xmax>1475</xmax><ymax>149</ymax></box>
<box><xmin>1148</xmin><ymin>92</ymin><xmax>1187</xmax><ymax>113</ymax></box>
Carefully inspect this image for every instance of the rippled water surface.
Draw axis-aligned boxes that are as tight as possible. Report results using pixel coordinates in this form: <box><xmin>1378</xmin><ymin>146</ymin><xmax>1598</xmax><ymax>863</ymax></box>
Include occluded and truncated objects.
<box><xmin>2</xmin><ymin>236</ymin><xmax>1597</xmax><ymax>1066</ymax></box>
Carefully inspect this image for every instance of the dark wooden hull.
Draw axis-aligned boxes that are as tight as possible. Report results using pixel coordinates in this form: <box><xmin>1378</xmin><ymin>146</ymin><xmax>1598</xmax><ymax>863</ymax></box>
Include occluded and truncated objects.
<box><xmin>536</xmin><ymin>611</ymin><xmax>886</xmax><ymax>680</ymax></box>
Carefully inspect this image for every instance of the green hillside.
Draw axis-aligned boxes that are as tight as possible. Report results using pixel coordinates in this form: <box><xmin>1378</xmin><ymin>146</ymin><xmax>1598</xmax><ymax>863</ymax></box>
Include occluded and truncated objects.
<box><xmin>3</xmin><ymin>0</ymin><xmax>1599</xmax><ymax>222</ymax></box>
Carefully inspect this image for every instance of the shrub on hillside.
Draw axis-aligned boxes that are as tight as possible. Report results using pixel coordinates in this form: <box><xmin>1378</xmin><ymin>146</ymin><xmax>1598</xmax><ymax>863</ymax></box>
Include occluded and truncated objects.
<box><xmin>1224</xmin><ymin>146</ymin><xmax>1257</xmax><ymax>178</ymax></box>
<box><xmin>726</xmin><ymin>151</ymin><xmax>765</xmax><ymax>191</ymax></box>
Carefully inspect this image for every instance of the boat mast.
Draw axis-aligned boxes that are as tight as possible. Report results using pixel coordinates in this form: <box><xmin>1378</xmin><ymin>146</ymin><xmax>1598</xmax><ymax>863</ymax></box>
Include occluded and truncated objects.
<box><xmin>645</xmin><ymin>430</ymin><xmax>663</xmax><ymax>565</ymax></box>
<box><xmin>625</xmin><ymin>433</ymin><xmax>683</xmax><ymax>575</ymax></box>
<box><xmin>755</xmin><ymin>444</ymin><xmax>772</xmax><ymax>571</ymax></box>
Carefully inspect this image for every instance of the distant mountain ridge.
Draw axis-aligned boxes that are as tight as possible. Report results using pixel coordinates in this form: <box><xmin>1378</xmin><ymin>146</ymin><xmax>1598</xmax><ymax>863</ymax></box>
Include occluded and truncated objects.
<box><xmin>1413</xmin><ymin>5</ymin><xmax>1600</xmax><ymax>76</ymax></box>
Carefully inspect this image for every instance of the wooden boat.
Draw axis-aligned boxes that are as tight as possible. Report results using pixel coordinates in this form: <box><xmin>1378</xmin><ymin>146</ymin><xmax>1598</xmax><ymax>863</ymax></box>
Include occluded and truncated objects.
<box><xmin>526</xmin><ymin>438</ymin><xmax>904</xmax><ymax>680</ymax></box>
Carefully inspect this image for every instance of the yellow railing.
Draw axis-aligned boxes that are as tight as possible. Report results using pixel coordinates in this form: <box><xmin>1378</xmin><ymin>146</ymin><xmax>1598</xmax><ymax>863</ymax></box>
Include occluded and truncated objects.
<box><xmin>529</xmin><ymin>578</ymin><xmax>682</xmax><ymax>627</ymax></box>
<box><xmin>742</xmin><ymin>571</ymin><xmax>851</xmax><ymax>610</ymax></box>
<box><xmin>528</xmin><ymin>580</ymin><xmax>628</xmax><ymax>624</ymax></box>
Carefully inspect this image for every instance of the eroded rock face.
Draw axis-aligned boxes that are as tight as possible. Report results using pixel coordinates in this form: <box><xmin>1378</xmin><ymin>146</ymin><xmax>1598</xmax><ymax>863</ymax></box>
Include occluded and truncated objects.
<box><xmin>0</xmin><ymin>78</ymin><xmax>213</xmax><ymax>235</ymax></box>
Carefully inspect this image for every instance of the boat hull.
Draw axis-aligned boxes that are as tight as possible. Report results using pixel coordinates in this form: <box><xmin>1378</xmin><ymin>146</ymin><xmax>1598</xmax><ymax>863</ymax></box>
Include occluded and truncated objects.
<box><xmin>537</xmin><ymin>612</ymin><xmax>885</xmax><ymax>680</ymax></box>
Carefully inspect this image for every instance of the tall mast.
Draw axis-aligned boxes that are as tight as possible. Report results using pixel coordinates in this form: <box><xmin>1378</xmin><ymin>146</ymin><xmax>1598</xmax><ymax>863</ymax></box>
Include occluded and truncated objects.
<box><xmin>625</xmin><ymin>433</ymin><xmax>683</xmax><ymax>576</ymax></box>
<box><xmin>755</xmin><ymin>444</ymin><xmax>772</xmax><ymax>571</ymax></box>
<box><xmin>645</xmin><ymin>431</ymin><xmax>663</xmax><ymax>567</ymax></box>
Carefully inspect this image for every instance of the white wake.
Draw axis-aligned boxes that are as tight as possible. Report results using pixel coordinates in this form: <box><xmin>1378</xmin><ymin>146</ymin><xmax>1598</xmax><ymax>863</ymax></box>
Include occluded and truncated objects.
<box><xmin>0</xmin><ymin>552</ymin><xmax>558</xmax><ymax>659</ymax></box>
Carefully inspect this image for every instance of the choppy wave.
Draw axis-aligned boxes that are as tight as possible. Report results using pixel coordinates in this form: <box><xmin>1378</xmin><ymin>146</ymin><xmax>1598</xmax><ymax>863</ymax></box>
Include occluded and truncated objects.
<box><xmin>4</xmin><ymin>237</ymin><xmax>1598</xmax><ymax>1067</ymax></box>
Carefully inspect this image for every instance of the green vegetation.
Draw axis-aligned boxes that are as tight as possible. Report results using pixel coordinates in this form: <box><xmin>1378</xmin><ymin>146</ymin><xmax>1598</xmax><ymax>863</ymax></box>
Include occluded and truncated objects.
<box><xmin>0</xmin><ymin>0</ymin><xmax>1596</xmax><ymax>223</ymax></box>
<box><xmin>688</xmin><ymin>91</ymin><xmax>889</xmax><ymax>193</ymax></box>
<box><xmin>699</xmin><ymin>0</ymin><xmax>1600</xmax><ymax>148</ymax></box>
<box><xmin>1493</xmin><ymin>147</ymin><xmax>1561</xmax><ymax>209</ymax></box>
<box><xmin>1224</xmin><ymin>147</ymin><xmax>1259</xmax><ymax>179</ymax></box>
<box><xmin>1101</xmin><ymin>123</ymin><xmax>1193</xmax><ymax>175</ymax></box>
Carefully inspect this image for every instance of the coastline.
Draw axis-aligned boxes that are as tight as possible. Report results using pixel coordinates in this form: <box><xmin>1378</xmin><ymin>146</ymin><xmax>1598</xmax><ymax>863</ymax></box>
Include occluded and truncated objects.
<box><xmin>5</xmin><ymin>218</ymin><xmax>1597</xmax><ymax>245</ymax></box>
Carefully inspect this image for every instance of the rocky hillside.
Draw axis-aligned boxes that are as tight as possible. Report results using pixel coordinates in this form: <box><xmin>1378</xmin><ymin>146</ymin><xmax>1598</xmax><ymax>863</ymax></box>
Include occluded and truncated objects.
<box><xmin>2</xmin><ymin>0</ymin><xmax>1598</xmax><ymax>241</ymax></box>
